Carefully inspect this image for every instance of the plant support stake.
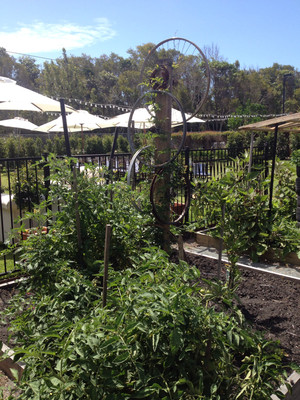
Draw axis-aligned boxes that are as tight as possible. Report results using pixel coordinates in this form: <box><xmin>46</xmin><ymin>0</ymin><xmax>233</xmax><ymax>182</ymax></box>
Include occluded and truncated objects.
<box><xmin>102</xmin><ymin>224</ymin><xmax>112</xmax><ymax>307</ymax></box>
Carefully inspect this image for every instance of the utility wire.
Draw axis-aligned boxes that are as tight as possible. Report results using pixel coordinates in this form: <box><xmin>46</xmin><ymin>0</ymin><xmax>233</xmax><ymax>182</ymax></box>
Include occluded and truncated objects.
<box><xmin>6</xmin><ymin>50</ymin><xmax>57</xmax><ymax>62</ymax></box>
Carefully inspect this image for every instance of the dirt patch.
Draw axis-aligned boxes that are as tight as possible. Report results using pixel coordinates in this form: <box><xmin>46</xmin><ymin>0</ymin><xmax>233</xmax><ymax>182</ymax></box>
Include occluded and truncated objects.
<box><xmin>0</xmin><ymin>284</ymin><xmax>20</xmax><ymax>398</ymax></box>
<box><xmin>0</xmin><ymin>285</ymin><xmax>16</xmax><ymax>345</ymax></box>
<box><xmin>184</xmin><ymin>252</ymin><xmax>300</xmax><ymax>367</ymax></box>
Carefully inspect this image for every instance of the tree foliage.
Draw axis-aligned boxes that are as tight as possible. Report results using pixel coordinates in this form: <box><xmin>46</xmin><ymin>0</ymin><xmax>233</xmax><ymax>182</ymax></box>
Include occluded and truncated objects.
<box><xmin>0</xmin><ymin>45</ymin><xmax>299</xmax><ymax>130</ymax></box>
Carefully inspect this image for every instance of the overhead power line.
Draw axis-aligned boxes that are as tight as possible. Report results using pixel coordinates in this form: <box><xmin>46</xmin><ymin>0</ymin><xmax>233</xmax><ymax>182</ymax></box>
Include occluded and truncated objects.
<box><xmin>6</xmin><ymin>50</ymin><xmax>57</xmax><ymax>62</ymax></box>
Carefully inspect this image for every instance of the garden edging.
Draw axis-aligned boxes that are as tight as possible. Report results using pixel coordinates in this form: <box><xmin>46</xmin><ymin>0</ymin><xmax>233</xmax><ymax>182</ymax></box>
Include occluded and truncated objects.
<box><xmin>195</xmin><ymin>231</ymin><xmax>300</xmax><ymax>266</ymax></box>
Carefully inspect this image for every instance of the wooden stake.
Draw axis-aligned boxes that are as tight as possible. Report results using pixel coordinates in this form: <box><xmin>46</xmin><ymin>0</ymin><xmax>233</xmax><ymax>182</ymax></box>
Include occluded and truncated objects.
<box><xmin>102</xmin><ymin>224</ymin><xmax>112</xmax><ymax>307</ymax></box>
<box><xmin>178</xmin><ymin>234</ymin><xmax>185</xmax><ymax>261</ymax></box>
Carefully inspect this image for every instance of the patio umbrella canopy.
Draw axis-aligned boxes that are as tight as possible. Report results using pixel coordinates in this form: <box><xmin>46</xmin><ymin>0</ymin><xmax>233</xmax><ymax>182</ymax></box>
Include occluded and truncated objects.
<box><xmin>36</xmin><ymin>110</ymin><xmax>107</xmax><ymax>132</ymax></box>
<box><xmin>238</xmin><ymin>112</ymin><xmax>300</xmax><ymax>132</ymax></box>
<box><xmin>0</xmin><ymin>76</ymin><xmax>74</xmax><ymax>113</ymax></box>
<box><xmin>103</xmin><ymin>107</ymin><xmax>205</xmax><ymax>129</ymax></box>
<box><xmin>0</xmin><ymin>117</ymin><xmax>38</xmax><ymax>131</ymax></box>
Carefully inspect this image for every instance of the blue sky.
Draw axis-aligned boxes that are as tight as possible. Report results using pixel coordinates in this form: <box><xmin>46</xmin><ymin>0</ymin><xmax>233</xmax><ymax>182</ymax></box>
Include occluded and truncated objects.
<box><xmin>0</xmin><ymin>0</ymin><xmax>299</xmax><ymax>70</ymax></box>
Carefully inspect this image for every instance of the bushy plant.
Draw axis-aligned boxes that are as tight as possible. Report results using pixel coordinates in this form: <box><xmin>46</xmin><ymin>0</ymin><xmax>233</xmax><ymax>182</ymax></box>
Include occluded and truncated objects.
<box><xmin>290</xmin><ymin>132</ymin><xmax>300</xmax><ymax>153</ymax></box>
<box><xmin>1</xmin><ymin>155</ymin><xmax>294</xmax><ymax>399</ymax></box>
<box><xmin>226</xmin><ymin>131</ymin><xmax>251</xmax><ymax>152</ymax></box>
<box><xmin>291</xmin><ymin>149</ymin><xmax>300</xmax><ymax>166</ymax></box>
<box><xmin>102</xmin><ymin>134</ymin><xmax>114</xmax><ymax>153</ymax></box>
<box><xmin>171</xmin><ymin>131</ymin><xmax>228</xmax><ymax>150</ymax></box>
<box><xmin>189</xmin><ymin>155</ymin><xmax>300</xmax><ymax>261</ymax></box>
<box><xmin>117</xmin><ymin>134</ymin><xmax>129</xmax><ymax>152</ymax></box>
<box><xmin>12</xmin><ymin>161</ymin><xmax>45</xmax><ymax>211</ymax></box>
<box><xmin>3</xmin><ymin>248</ymin><xmax>289</xmax><ymax>399</ymax></box>
<box><xmin>85</xmin><ymin>135</ymin><xmax>104</xmax><ymax>154</ymax></box>
<box><xmin>15</xmin><ymin>155</ymin><xmax>159</xmax><ymax>282</ymax></box>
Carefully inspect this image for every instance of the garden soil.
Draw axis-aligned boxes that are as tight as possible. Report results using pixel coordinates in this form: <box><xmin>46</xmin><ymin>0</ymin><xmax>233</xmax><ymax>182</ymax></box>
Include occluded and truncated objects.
<box><xmin>183</xmin><ymin>252</ymin><xmax>300</xmax><ymax>368</ymax></box>
<box><xmin>0</xmin><ymin>252</ymin><xmax>300</xmax><ymax>394</ymax></box>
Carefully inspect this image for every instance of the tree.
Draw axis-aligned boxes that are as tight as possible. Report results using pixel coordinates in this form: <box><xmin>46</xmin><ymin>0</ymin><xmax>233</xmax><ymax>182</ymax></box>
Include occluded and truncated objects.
<box><xmin>0</xmin><ymin>47</ymin><xmax>16</xmax><ymax>78</ymax></box>
<box><xmin>206</xmin><ymin>60</ymin><xmax>240</xmax><ymax>130</ymax></box>
<box><xmin>227</xmin><ymin>101</ymin><xmax>266</xmax><ymax>130</ymax></box>
<box><xmin>15</xmin><ymin>56</ymin><xmax>41</xmax><ymax>90</ymax></box>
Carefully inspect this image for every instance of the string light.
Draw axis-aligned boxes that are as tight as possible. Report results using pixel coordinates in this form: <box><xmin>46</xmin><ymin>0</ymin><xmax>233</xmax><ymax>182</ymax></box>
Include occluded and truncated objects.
<box><xmin>199</xmin><ymin>113</ymin><xmax>285</xmax><ymax>119</ymax></box>
<box><xmin>50</xmin><ymin>96</ymin><xmax>132</xmax><ymax>114</ymax></box>
<box><xmin>199</xmin><ymin>113</ymin><xmax>286</xmax><ymax>122</ymax></box>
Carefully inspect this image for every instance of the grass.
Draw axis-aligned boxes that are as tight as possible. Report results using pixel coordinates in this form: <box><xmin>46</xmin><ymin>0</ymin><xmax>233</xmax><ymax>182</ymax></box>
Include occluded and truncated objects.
<box><xmin>0</xmin><ymin>172</ymin><xmax>11</xmax><ymax>194</ymax></box>
<box><xmin>0</xmin><ymin>253</ymin><xmax>18</xmax><ymax>275</ymax></box>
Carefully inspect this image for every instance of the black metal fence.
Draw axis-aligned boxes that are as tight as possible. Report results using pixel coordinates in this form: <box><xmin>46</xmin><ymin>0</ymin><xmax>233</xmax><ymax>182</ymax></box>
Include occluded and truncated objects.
<box><xmin>0</xmin><ymin>146</ymin><xmax>270</xmax><ymax>279</ymax></box>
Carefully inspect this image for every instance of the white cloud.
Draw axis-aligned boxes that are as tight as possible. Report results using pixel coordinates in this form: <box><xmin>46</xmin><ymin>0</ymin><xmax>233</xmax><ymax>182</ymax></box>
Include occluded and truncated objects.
<box><xmin>0</xmin><ymin>18</ymin><xmax>116</xmax><ymax>53</ymax></box>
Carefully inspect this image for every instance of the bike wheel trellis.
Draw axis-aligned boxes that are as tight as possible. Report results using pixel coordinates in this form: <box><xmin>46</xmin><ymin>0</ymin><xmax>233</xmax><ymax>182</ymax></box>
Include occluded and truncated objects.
<box><xmin>126</xmin><ymin>37</ymin><xmax>210</xmax><ymax>245</ymax></box>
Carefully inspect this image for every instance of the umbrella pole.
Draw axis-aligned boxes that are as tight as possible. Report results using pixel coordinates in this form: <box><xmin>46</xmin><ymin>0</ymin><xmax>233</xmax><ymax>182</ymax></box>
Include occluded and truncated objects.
<box><xmin>108</xmin><ymin>127</ymin><xmax>119</xmax><ymax>171</ymax></box>
<box><xmin>268</xmin><ymin>124</ymin><xmax>278</xmax><ymax>215</ymax></box>
<box><xmin>59</xmin><ymin>98</ymin><xmax>71</xmax><ymax>157</ymax></box>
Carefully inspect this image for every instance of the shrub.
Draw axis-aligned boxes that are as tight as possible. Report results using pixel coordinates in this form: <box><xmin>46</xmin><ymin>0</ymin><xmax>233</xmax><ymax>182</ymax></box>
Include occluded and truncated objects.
<box><xmin>226</xmin><ymin>130</ymin><xmax>251</xmax><ymax>150</ymax></box>
<box><xmin>16</xmin><ymin>156</ymin><xmax>159</xmax><ymax>280</ymax></box>
<box><xmin>290</xmin><ymin>131</ymin><xmax>300</xmax><ymax>152</ymax></box>
<box><xmin>189</xmin><ymin>155</ymin><xmax>300</xmax><ymax>261</ymax></box>
<box><xmin>85</xmin><ymin>135</ymin><xmax>104</xmax><ymax>154</ymax></box>
<box><xmin>291</xmin><ymin>149</ymin><xmax>300</xmax><ymax>166</ymax></box>
<box><xmin>117</xmin><ymin>134</ymin><xmax>129</xmax><ymax>152</ymax></box>
<box><xmin>12</xmin><ymin>162</ymin><xmax>44</xmax><ymax>211</ymax></box>
<box><xmin>172</xmin><ymin>131</ymin><xmax>228</xmax><ymax>149</ymax></box>
<box><xmin>102</xmin><ymin>134</ymin><xmax>114</xmax><ymax>153</ymax></box>
<box><xmin>4</xmin><ymin>248</ymin><xmax>289</xmax><ymax>399</ymax></box>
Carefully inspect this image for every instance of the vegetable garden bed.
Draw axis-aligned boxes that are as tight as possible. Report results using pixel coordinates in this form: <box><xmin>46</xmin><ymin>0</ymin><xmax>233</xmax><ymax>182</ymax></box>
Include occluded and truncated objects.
<box><xmin>1</xmin><ymin>252</ymin><xmax>300</xmax><ymax>398</ymax></box>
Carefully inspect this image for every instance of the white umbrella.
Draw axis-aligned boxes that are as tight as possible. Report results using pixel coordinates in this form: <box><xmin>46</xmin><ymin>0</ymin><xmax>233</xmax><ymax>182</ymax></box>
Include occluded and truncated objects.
<box><xmin>36</xmin><ymin>110</ymin><xmax>107</xmax><ymax>133</ymax></box>
<box><xmin>172</xmin><ymin>113</ymin><xmax>206</xmax><ymax>126</ymax></box>
<box><xmin>0</xmin><ymin>76</ymin><xmax>74</xmax><ymax>113</ymax></box>
<box><xmin>0</xmin><ymin>117</ymin><xmax>38</xmax><ymax>131</ymax></box>
<box><xmin>36</xmin><ymin>110</ymin><xmax>108</xmax><ymax>154</ymax></box>
<box><xmin>103</xmin><ymin>107</ymin><xmax>205</xmax><ymax>129</ymax></box>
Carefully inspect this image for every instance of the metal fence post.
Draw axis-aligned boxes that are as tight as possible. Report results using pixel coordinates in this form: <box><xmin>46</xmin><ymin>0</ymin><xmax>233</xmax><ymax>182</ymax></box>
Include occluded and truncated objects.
<box><xmin>42</xmin><ymin>153</ymin><xmax>51</xmax><ymax>216</ymax></box>
<box><xmin>184</xmin><ymin>146</ymin><xmax>190</xmax><ymax>223</ymax></box>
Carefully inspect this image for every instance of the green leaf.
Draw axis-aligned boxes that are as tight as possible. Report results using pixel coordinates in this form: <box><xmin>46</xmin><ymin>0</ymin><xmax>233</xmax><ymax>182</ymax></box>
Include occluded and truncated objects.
<box><xmin>210</xmin><ymin>383</ymin><xmax>218</xmax><ymax>394</ymax></box>
<box><xmin>170</xmin><ymin>328</ymin><xmax>183</xmax><ymax>354</ymax></box>
<box><xmin>114</xmin><ymin>352</ymin><xmax>129</xmax><ymax>364</ymax></box>
<box><xmin>49</xmin><ymin>376</ymin><xmax>62</xmax><ymax>387</ymax></box>
<box><xmin>152</xmin><ymin>333</ymin><xmax>160</xmax><ymax>351</ymax></box>
<box><xmin>9</xmin><ymin>368</ymin><xmax>20</xmax><ymax>381</ymax></box>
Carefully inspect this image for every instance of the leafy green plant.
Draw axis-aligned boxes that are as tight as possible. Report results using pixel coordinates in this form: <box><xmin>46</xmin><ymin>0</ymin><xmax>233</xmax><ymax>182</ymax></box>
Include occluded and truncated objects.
<box><xmin>190</xmin><ymin>155</ymin><xmax>300</xmax><ymax>262</ymax></box>
<box><xmin>291</xmin><ymin>149</ymin><xmax>300</xmax><ymax>166</ymax></box>
<box><xmin>12</xmin><ymin>162</ymin><xmax>45</xmax><ymax>211</ymax></box>
<box><xmin>13</xmin><ymin>155</ymin><xmax>159</xmax><ymax>282</ymax></box>
<box><xmin>3</xmin><ymin>247</ymin><xmax>289</xmax><ymax>399</ymax></box>
<box><xmin>1</xmin><ymin>155</ymin><xmax>293</xmax><ymax>399</ymax></box>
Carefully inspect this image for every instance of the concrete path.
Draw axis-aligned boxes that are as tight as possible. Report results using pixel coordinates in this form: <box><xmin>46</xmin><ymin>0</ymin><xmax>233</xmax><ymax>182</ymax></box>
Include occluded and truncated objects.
<box><xmin>183</xmin><ymin>241</ymin><xmax>300</xmax><ymax>281</ymax></box>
